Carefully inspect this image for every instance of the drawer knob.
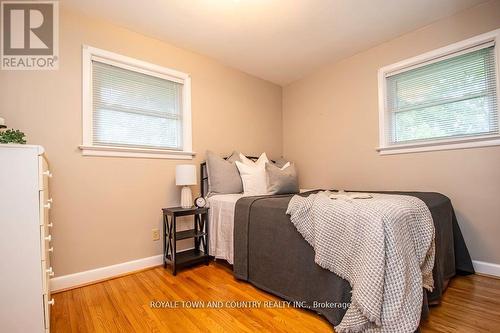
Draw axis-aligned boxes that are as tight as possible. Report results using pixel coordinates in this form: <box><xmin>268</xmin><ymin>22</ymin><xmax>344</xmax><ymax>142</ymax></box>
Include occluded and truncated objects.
<box><xmin>47</xmin><ymin>198</ymin><xmax>53</xmax><ymax>203</ymax></box>
<box><xmin>46</xmin><ymin>267</ymin><xmax>54</xmax><ymax>277</ymax></box>
<box><xmin>43</xmin><ymin>170</ymin><xmax>53</xmax><ymax>178</ymax></box>
<box><xmin>44</xmin><ymin>202</ymin><xmax>51</xmax><ymax>209</ymax></box>
<box><xmin>45</xmin><ymin>235</ymin><xmax>52</xmax><ymax>242</ymax></box>
<box><xmin>48</xmin><ymin>247</ymin><xmax>54</xmax><ymax>253</ymax></box>
<box><xmin>48</xmin><ymin>222</ymin><xmax>53</xmax><ymax>228</ymax></box>
<box><xmin>48</xmin><ymin>298</ymin><xmax>55</xmax><ymax>306</ymax></box>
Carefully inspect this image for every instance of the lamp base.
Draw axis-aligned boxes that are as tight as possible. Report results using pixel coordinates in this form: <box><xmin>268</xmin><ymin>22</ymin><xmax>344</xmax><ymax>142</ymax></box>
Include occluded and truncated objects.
<box><xmin>180</xmin><ymin>186</ymin><xmax>193</xmax><ymax>208</ymax></box>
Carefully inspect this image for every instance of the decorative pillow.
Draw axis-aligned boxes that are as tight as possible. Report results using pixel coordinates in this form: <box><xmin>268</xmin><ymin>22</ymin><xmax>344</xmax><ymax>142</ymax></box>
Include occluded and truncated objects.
<box><xmin>206</xmin><ymin>151</ymin><xmax>243</xmax><ymax>194</ymax></box>
<box><xmin>239</xmin><ymin>152</ymin><xmax>269</xmax><ymax>167</ymax></box>
<box><xmin>226</xmin><ymin>151</ymin><xmax>241</xmax><ymax>163</ymax></box>
<box><xmin>235</xmin><ymin>160</ymin><xmax>268</xmax><ymax>195</ymax></box>
<box><xmin>272</xmin><ymin>157</ymin><xmax>290</xmax><ymax>169</ymax></box>
<box><xmin>266</xmin><ymin>162</ymin><xmax>299</xmax><ymax>195</ymax></box>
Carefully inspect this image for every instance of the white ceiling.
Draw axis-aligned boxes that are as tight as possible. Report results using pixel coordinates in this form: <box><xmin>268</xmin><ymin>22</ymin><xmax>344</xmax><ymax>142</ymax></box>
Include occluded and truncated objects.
<box><xmin>62</xmin><ymin>0</ymin><xmax>488</xmax><ymax>85</ymax></box>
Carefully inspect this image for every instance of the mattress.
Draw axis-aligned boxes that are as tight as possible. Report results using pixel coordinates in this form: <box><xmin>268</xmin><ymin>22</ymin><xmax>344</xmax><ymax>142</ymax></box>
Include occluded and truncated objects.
<box><xmin>207</xmin><ymin>193</ymin><xmax>246</xmax><ymax>264</ymax></box>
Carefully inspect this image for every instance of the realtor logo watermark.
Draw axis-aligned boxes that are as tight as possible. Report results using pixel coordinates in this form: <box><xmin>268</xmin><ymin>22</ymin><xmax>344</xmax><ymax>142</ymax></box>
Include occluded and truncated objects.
<box><xmin>1</xmin><ymin>1</ymin><xmax>59</xmax><ymax>70</ymax></box>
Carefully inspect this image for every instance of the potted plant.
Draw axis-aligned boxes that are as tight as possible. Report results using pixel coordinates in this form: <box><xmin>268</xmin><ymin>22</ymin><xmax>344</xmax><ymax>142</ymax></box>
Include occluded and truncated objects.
<box><xmin>0</xmin><ymin>129</ymin><xmax>27</xmax><ymax>144</ymax></box>
<box><xmin>0</xmin><ymin>118</ymin><xmax>27</xmax><ymax>144</ymax></box>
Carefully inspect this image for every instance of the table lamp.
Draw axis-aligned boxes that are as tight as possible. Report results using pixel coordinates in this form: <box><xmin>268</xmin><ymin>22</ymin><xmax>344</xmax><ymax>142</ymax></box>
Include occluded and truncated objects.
<box><xmin>176</xmin><ymin>164</ymin><xmax>197</xmax><ymax>208</ymax></box>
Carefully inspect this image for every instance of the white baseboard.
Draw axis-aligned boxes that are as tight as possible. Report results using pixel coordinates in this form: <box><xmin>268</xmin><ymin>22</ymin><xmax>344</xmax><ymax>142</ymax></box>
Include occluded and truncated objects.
<box><xmin>472</xmin><ymin>260</ymin><xmax>500</xmax><ymax>277</ymax></box>
<box><xmin>50</xmin><ymin>254</ymin><xmax>163</xmax><ymax>292</ymax></box>
<box><xmin>50</xmin><ymin>256</ymin><xmax>500</xmax><ymax>292</ymax></box>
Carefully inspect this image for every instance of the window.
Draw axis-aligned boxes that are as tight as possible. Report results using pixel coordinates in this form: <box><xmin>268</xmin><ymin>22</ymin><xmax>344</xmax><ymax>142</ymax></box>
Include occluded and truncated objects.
<box><xmin>378</xmin><ymin>29</ymin><xmax>500</xmax><ymax>155</ymax></box>
<box><xmin>81</xmin><ymin>46</ymin><xmax>193</xmax><ymax>159</ymax></box>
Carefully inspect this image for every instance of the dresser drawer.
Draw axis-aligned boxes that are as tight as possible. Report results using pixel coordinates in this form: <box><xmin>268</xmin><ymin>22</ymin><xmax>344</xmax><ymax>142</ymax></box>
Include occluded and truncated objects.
<box><xmin>41</xmin><ymin>259</ymin><xmax>53</xmax><ymax>331</ymax></box>
<box><xmin>39</xmin><ymin>190</ymin><xmax>52</xmax><ymax>227</ymax></box>
<box><xmin>42</xmin><ymin>292</ymin><xmax>53</xmax><ymax>331</ymax></box>
<box><xmin>38</xmin><ymin>156</ymin><xmax>51</xmax><ymax>191</ymax></box>
<box><xmin>41</xmin><ymin>261</ymin><xmax>53</xmax><ymax>331</ymax></box>
<box><xmin>41</xmin><ymin>260</ymin><xmax>51</xmax><ymax>293</ymax></box>
<box><xmin>40</xmin><ymin>225</ymin><xmax>53</xmax><ymax>262</ymax></box>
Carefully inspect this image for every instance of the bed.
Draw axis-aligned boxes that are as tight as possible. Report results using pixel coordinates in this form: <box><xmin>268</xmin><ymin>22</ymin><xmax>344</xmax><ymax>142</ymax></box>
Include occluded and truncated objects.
<box><xmin>200</xmin><ymin>159</ymin><xmax>475</xmax><ymax>330</ymax></box>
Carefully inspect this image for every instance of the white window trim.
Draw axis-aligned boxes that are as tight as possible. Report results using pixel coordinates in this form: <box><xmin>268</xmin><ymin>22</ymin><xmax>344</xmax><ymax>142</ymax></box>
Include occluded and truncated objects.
<box><xmin>377</xmin><ymin>29</ymin><xmax>500</xmax><ymax>155</ymax></box>
<box><xmin>80</xmin><ymin>45</ymin><xmax>194</xmax><ymax>159</ymax></box>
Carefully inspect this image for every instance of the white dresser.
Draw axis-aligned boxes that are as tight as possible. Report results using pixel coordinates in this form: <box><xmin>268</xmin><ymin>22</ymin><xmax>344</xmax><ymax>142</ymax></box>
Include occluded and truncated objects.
<box><xmin>0</xmin><ymin>144</ymin><xmax>54</xmax><ymax>333</ymax></box>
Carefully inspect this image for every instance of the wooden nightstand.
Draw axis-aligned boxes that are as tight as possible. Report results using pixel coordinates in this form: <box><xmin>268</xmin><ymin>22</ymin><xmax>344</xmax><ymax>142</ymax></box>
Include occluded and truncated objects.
<box><xmin>162</xmin><ymin>206</ymin><xmax>209</xmax><ymax>275</ymax></box>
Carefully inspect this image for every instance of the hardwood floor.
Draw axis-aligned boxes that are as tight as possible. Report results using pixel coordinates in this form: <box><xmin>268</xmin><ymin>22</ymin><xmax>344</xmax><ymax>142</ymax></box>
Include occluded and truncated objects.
<box><xmin>51</xmin><ymin>262</ymin><xmax>500</xmax><ymax>333</ymax></box>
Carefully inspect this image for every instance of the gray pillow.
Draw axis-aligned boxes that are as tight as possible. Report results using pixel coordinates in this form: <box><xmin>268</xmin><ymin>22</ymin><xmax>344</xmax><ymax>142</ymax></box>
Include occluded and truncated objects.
<box><xmin>206</xmin><ymin>151</ymin><xmax>243</xmax><ymax>194</ymax></box>
<box><xmin>266</xmin><ymin>162</ymin><xmax>299</xmax><ymax>195</ymax></box>
<box><xmin>226</xmin><ymin>151</ymin><xmax>241</xmax><ymax>163</ymax></box>
<box><xmin>272</xmin><ymin>157</ymin><xmax>289</xmax><ymax>169</ymax></box>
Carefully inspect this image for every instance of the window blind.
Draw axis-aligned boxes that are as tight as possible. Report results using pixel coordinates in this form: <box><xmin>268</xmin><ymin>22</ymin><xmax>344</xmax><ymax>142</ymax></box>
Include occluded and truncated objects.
<box><xmin>92</xmin><ymin>60</ymin><xmax>183</xmax><ymax>150</ymax></box>
<box><xmin>385</xmin><ymin>44</ymin><xmax>498</xmax><ymax>146</ymax></box>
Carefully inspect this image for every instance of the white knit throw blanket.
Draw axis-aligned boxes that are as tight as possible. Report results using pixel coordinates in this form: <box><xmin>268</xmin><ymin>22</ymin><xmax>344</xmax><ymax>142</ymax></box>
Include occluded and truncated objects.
<box><xmin>286</xmin><ymin>192</ymin><xmax>435</xmax><ymax>333</ymax></box>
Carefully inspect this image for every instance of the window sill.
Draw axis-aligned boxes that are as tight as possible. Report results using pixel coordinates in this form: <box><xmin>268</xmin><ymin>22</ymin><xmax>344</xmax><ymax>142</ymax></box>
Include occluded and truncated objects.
<box><xmin>79</xmin><ymin>145</ymin><xmax>195</xmax><ymax>159</ymax></box>
<box><xmin>377</xmin><ymin>136</ymin><xmax>500</xmax><ymax>155</ymax></box>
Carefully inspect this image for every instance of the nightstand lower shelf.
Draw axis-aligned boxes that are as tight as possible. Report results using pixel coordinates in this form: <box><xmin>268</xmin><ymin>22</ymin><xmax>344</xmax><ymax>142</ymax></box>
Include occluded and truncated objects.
<box><xmin>165</xmin><ymin>249</ymin><xmax>209</xmax><ymax>267</ymax></box>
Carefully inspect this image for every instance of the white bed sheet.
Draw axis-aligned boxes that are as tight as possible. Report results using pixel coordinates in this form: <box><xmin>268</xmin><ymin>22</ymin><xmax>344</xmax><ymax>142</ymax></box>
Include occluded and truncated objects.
<box><xmin>207</xmin><ymin>193</ymin><xmax>246</xmax><ymax>264</ymax></box>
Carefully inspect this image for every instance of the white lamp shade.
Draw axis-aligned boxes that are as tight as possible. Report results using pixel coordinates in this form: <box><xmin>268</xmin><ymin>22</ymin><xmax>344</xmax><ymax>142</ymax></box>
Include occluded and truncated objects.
<box><xmin>175</xmin><ymin>164</ymin><xmax>197</xmax><ymax>186</ymax></box>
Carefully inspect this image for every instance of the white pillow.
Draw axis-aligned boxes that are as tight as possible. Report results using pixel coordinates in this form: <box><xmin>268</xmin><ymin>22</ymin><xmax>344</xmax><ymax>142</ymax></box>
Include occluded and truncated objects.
<box><xmin>235</xmin><ymin>160</ymin><xmax>268</xmax><ymax>195</ymax></box>
<box><xmin>239</xmin><ymin>152</ymin><xmax>269</xmax><ymax>168</ymax></box>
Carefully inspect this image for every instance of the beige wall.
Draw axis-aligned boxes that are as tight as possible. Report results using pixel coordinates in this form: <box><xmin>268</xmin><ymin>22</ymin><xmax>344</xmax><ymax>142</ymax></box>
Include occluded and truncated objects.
<box><xmin>283</xmin><ymin>0</ymin><xmax>500</xmax><ymax>264</ymax></box>
<box><xmin>2</xmin><ymin>1</ymin><xmax>499</xmax><ymax>276</ymax></box>
<box><xmin>0</xmin><ymin>8</ymin><xmax>282</xmax><ymax>276</ymax></box>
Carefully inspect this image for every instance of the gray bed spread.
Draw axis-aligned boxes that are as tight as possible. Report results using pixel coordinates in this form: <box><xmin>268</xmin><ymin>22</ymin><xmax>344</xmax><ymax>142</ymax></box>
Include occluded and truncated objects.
<box><xmin>233</xmin><ymin>190</ymin><xmax>474</xmax><ymax>328</ymax></box>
